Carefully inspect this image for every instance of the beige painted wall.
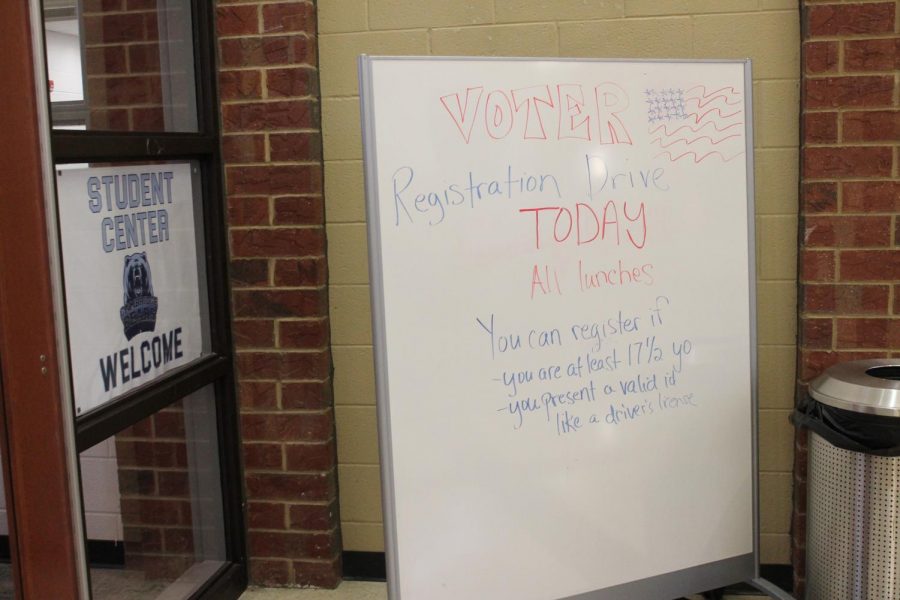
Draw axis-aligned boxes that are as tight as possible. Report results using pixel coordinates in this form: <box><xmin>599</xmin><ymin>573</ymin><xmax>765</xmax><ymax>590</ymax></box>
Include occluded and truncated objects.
<box><xmin>319</xmin><ymin>0</ymin><xmax>799</xmax><ymax>563</ymax></box>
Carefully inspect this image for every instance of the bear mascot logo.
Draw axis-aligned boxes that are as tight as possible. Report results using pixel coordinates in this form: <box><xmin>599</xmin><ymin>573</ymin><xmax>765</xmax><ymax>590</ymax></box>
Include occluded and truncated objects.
<box><xmin>119</xmin><ymin>252</ymin><xmax>159</xmax><ymax>341</ymax></box>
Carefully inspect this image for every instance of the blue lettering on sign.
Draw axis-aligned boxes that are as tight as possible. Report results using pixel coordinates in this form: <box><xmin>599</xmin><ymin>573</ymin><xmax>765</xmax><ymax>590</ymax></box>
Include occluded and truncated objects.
<box><xmin>99</xmin><ymin>326</ymin><xmax>184</xmax><ymax>392</ymax></box>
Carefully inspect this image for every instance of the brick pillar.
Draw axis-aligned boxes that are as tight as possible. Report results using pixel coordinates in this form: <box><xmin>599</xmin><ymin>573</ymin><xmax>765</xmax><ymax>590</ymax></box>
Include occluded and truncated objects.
<box><xmin>215</xmin><ymin>1</ymin><xmax>340</xmax><ymax>588</ymax></box>
<box><xmin>115</xmin><ymin>404</ymin><xmax>196</xmax><ymax>581</ymax></box>
<box><xmin>795</xmin><ymin>1</ymin><xmax>898</xmax><ymax>594</ymax></box>
<box><xmin>82</xmin><ymin>0</ymin><xmax>166</xmax><ymax>130</ymax></box>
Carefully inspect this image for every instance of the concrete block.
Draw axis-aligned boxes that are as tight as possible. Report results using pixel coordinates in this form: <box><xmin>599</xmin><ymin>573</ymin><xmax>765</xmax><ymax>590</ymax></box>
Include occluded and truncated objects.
<box><xmin>320</xmin><ymin>31</ymin><xmax>429</xmax><ymax>97</ymax></box>
<box><xmin>333</xmin><ymin>345</ymin><xmax>377</xmax><ymax>406</ymax></box>
<box><xmin>327</xmin><ymin>223</ymin><xmax>370</xmax><ymax>285</ymax></box>
<box><xmin>329</xmin><ymin>284</ymin><xmax>373</xmax><ymax>345</ymax></box>
<box><xmin>325</xmin><ymin>160</ymin><xmax>367</xmax><ymax>223</ymax></box>
<box><xmin>495</xmin><ymin>0</ymin><xmax>623</xmax><ymax>23</ymax></box>
<box><xmin>693</xmin><ymin>12</ymin><xmax>800</xmax><ymax>80</ymax></box>
<box><xmin>369</xmin><ymin>0</ymin><xmax>493</xmax><ymax>30</ymax></box>
<box><xmin>559</xmin><ymin>17</ymin><xmax>692</xmax><ymax>58</ymax></box>
<box><xmin>323</xmin><ymin>97</ymin><xmax>362</xmax><ymax>161</ymax></box>
<box><xmin>432</xmin><ymin>23</ymin><xmax>559</xmax><ymax>57</ymax></box>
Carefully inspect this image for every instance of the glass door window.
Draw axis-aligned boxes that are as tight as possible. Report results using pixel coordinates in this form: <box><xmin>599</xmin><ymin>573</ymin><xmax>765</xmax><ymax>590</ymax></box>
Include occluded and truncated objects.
<box><xmin>41</xmin><ymin>1</ymin><xmax>245</xmax><ymax>598</ymax></box>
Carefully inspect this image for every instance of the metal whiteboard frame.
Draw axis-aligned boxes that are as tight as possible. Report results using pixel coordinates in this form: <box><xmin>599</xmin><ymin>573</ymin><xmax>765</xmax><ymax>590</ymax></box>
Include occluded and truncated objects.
<box><xmin>358</xmin><ymin>54</ymin><xmax>793</xmax><ymax>600</ymax></box>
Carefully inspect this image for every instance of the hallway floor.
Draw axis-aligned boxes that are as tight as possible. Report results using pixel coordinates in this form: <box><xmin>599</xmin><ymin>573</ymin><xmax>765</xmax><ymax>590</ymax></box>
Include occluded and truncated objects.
<box><xmin>240</xmin><ymin>581</ymin><xmax>768</xmax><ymax>599</ymax></box>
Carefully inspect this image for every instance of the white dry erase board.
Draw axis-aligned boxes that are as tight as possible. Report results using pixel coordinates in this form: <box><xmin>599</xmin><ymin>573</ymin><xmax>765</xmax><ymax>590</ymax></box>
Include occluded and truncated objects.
<box><xmin>360</xmin><ymin>56</ymin><xmax>758</xmax><ymax>600</ymax></box>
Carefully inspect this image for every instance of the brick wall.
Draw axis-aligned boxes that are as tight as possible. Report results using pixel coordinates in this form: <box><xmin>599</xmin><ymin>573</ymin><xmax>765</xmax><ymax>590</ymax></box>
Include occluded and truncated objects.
<box><xmin>795</xmin><ymin>0</ymin><xmax>898</xmax><ymax>593</ymax></box>
<box><xmin>115</xmin><ymin>402</ymin><xmax>197</xmax><ymax>582</ymax></box>
<box><xmin>82</xmin><ymin>0</ymin><xmax>166</xmax><ymax>130</ymax></box>
<box><xmin>215</xmin><ymin>0</ymin><xmax>340</xmax><ymax>588</ymax></box>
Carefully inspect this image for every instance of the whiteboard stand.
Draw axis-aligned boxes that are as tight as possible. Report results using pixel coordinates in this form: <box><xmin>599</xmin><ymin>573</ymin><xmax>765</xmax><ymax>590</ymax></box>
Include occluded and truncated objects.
<box><xmin>360</xmin><ymin>54</ymin><xmax>796</xmax><ymax>600</ymax></box>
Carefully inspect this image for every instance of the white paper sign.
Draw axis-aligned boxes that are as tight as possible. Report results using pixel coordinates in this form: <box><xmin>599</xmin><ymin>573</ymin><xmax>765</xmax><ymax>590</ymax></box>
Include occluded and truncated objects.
<box><xmin>56</xmin><ymin>163</ymin><xmax>205</xmax><ymax>415</ymax></box>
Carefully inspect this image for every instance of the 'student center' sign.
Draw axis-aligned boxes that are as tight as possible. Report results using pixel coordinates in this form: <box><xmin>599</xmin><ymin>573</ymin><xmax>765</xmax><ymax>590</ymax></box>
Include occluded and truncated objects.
<box><xmin>56</xmin><ymin>162</ymin><xmax>205</xmax><ymax>415</ymax></box>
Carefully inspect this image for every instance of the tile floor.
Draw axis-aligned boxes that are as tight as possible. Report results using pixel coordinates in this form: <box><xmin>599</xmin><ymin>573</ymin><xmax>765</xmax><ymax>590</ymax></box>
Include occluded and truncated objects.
<box><xmin>240</xmin><ymin>581</ymin><xmax>768</xmax><ymax>599</ymax></box>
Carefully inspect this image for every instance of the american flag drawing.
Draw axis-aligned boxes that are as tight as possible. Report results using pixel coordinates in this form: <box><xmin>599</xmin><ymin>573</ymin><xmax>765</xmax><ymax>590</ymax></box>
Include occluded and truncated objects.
<box><xmin>645</xmin><ymin>85</ymin><xmax>745</xmax><ymax>164</ymax></box>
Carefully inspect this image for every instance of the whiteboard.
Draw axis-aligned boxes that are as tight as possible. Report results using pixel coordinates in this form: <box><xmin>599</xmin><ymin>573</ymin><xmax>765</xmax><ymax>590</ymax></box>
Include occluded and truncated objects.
<box><xmin>360</xmin><ymin>56</ymin><xmax>757</xmax><ymax>600</ymax></box>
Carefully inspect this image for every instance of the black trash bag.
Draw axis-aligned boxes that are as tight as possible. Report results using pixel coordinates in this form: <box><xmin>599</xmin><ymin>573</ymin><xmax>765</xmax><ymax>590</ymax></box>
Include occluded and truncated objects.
<box><xmin>792</xmin><ymin>396</ymin><xmax>900</xmax><ymax>457</ymax></box>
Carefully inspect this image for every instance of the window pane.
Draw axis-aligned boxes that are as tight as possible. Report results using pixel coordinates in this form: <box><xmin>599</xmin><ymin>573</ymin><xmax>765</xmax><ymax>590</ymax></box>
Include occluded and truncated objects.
<box><xmin>83</xmin><ymin>385</ymin><xmax>226</xmax><ymax>599</ymax></box>
<box><xmin>44</xmin><ymin>0</ymin><xmax>198</xmax><ymax>132</ymax></box>
<box><xmin>54</xmin><ymin>161</ymin><xmax>212</xmax><ymax>417</ymax></box>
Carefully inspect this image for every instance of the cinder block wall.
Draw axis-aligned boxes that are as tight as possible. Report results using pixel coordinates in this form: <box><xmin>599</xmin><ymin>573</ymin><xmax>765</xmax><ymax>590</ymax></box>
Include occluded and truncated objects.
<box><xmin>795</xmin><ymin>1</ymin><xmax>898</xmax><ymax>594</ymax></box>
<box><xmin>319</xmin><ymin>0</ymin><xmax>800</xmax><ymax>564</ymax></box>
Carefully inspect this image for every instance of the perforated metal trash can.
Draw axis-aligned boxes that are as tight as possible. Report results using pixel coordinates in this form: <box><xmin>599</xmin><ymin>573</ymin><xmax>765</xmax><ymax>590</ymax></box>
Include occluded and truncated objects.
<box><xmin>806</xmin><ymin>360</ymin><xmax>900</xmax><ymax>600</ymax></box>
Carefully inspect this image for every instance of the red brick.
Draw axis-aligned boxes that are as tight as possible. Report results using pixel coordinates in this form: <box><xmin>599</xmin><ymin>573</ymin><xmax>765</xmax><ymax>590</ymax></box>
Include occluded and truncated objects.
<box><xmin>131</xmin><ymin>107</ymin><xmax>165</xmax><ymax>131</ymax></box>
<box><xmin>241</xmin><ymin>412</ymin><xmax>333</xmax><ymax>442</ymax></box>
<box><xmin>228</xmin><ymin>195</ymin><xmax>269</xmax><ymax>226</ymax></box>
<box><xmin>288</xmin><ymin>502</ymin><xmax>338</xmax><ymax>531</ymax></box>
<box><xmin>120</xmin><ymin>498</ymin><xmax>190</xmax><ymax>526</ymax></box>
<box><xmin>279</xmin><ymin>319</ymin><xmax>329</xmax><ymax>348</ymax></box>
<box><xmin>230</xmin><ymin>258</ymin><xmax>269</xmax><ymax>286</ymax></box>
<box><xmin>248</xmin><ymin>502</ymin><xmax>286</xmax><ymax>529</ymax></box>
<box><xmin>232</xmin><ymin>288</ymin><xmax>326</xmax><ymax>318</ymax></box>
<box><xmin>843</xmin><ymin>181</ymin><xmax>900</xmax><ymax>213</ymax></box>
<box><xmin>222</xmin><ymin>100</ymin><xmax>316</xmax><ymax>132</ymax></box>
<box><xmin>226</xmin><ymin>164</ymin><xmax>323</xmax><ymax>195</ymax></box>
<box><xmin>273</xmin><ymin>196</ymin><xmax>324</xmax><ymax>225</ymax></box>
<box><xmin>840</xmin><ymin>250</ymin><xmax>900</xmax><ymax>281</ymax></box>
<box><xmin>89</xmin><ymin>109</ymin><xmax>129</xmax><ymax>131</ymax></box>
<box><xmin>267</xmin><ymin>67</ymin><xmax>318</xmax><ymax>98</ymax></box>
<box><xmin>238</xmin><ymin>381</ymin><xmax>279</xmax><ymax>411</ymax></box>
<box><xmin>219</xmin><ymin>36</ymin><xmax>316</xmax><ymax>69</ymax></box>
<box><xmin>222</xmin><ymin>134</ymin><xmax>266</xmax><ymax>163</ymax></box>
<box><xmin>842</xmin><ymin>110</ymin><xmax>900</xmax><ymax>142</ymax></box>
<box><xmin>801</xmin><ymin>318</ymin><xmax>833</xmax><ymax>349</ymax></box>
<box><xmin>83</xmin><ymin>14</ymin><xmax>145</xmax><ymax>44</ymax></box>
<box><xmin>82</xmin><ymin>0</ymin><xmax>123</xmax><ymax>11</ymax></box>
<box><xmin>122</xmin><ymin>527</ymin><xmax>162</xmax><ymax>553</ymax></box>
<box><xmin>806</xmin><ymin>3</ymin><xmax>895</xmax><ymax>36</ymax></box>
<box><xmin>127</xmin><ymin>0</ymin><xmax>157</xmax><ymax>9</ymax></box>
<box><xmin>836</xmin><ymin>318</ymin><xmax>900</xmax><ymax>348</ymax></box>
<box><xmin>800</xmin><ymin>250</ymin><xmax>835</xmax><ymax>281</ymax></box>
<box><xmin>245</xmin><ymin>472</ymin><xmax>335</xmax><ymax>502</ymax></box>
<box><xmin>804</xmin><ymin>215</ymin><xmax>891</xmax><ymax>247</ymax></box>
<box><xmin>895</xmin><ymin>285</ymin><xmax>900</xmax><ymax>315</ymax></box>
<box><xmin>243</xmin><ymin>443</ymin><xmax>284</xmax><ymax>470</ymax></box>
<box><xmin>128</xmin><ymin>44</ymin><xmax>161</xmax><ymax>73</ymax></box>
<box><xmin>237</xmin><ymin>351</ymin><xmax>330</xmax><ymax>380</ymax></box>
<box><xmin>249</xmin><ymin>530</ymin><xmax>337</xmax><ymax>560</ymax></box>
<box><xmin>263</xmin><ymin>3</ymin><xmax>316</xmax><ymax>34</ymax></box>
<box><xmin>270</xmin><ymin>132</ymin><xmax>322</xmax><ymax>162</ymax></box>
<box><xmin>273</xmin><ymin>257</ymin><xmax>327</xmax><ymax>287</ymax></box>
<box><xmin>117</xmin><ymin>418</ymin><xmax>153</xmax><ymax>438</ymax></box>
<box><xmin>282</xmin><ymin>381</ymin><xmax>332</xmax><ymax>410</ymax></box>
<box><xmin>158</xmin><ymin>471</ymin><xmax>190</xmax><ymax>496</ymax></box>
<box><xmin>117</xmin><ymin>468</ymin><xmax>156</xmax><ymax>495</ymax></box>
<box><xmin>285</xmin><ymin>441</ymin><xmax>335</xmax><ymax>471</ymax></box>
<box><xmin>292</xmin><ymin>559</ymin><xmax>341</xmax><ymax>588</ymax></box>
<box><xmin>802</xmin><ymin>284</ymin><xmax>890</xmax><ymax>314</ymax></box>
<box><xmin>144</xmin><ymin>11</ymin><xmax>159</xmax><ymax>40</ymax></box>
<box><xmin>802</xmin><ymin>182</ymin><xmax>837</xmax><ymax>213</ymax></box>
<box><xmin>234</xmin><ymin>319</ymin><xmax>276</xmax><ymax>348</ymax></box>
<box><xmin>163</xmin><ymin>529</ymin><xmax>194</xmax><ymax>554</ymax></box>
<box><xmin>87</xmin><ymin>75</ymin><xmax>163</xmax><ymax>107</ymax></box>
<box><xmin>804</xmin><ymin>41</ymin><xmax>838</xmax><ymax>73</ymax></box>
<box><xmin>249</xmin><ymin>559</ymin><xmax>290</xmax><ymax>586</ymax></box>
<box><xmin>153</xmin><ymin>411</ymin><xmax>185</xmax><ymax>438</ymax></box>
<box><xmin>800</xmin><ymin>349</ymin><xmax>886</xmax><ymax>380</ymax></box>
<box><xmin>804</xmin><ymin>76</ymin><xmax>894</xmax><ymax>108</ymax></box>
<box><xmin>216</xmin><ymin>5</ymin><xmax>259</xmax><ymax>36</ymax></box>
<box><xmin>219</xmin><ymin>70</ymin><xmax>263</xmax><ymax>101</ymax></box>
<box><xmin>117</xmin><ymin>440</ymin><xmax>187</xmax><ymax>468</ymax></box>
<box><xmin>803</xmin><ymin>146</ymin><xmax>892</xmax><ymax>178</ymax></box>
<box><xmin>231</xmin><ymin>227</ymin><xmax>325</xmax><ymax>258</ymax></box>
<box><xmin>803</xmin><ymin>111</ymin><xmax>837</xmax><ymax>143</ymax></box>
<box><xmin>844</xmin><ymin>38</ymin><xmax>900</xmax><ymax>72</ymax></box>
<box><xmin>84</xmin><ymin>46</ymin><xmax>127</xmax><ymax>75</ymax></box>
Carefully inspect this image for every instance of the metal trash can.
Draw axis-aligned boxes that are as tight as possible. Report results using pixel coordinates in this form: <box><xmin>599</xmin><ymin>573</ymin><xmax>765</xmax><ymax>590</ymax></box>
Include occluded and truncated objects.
<box><xmin>800</xmin><ymin>359</ymin><xmax>900</xmax><ymax>600</ymax></box>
